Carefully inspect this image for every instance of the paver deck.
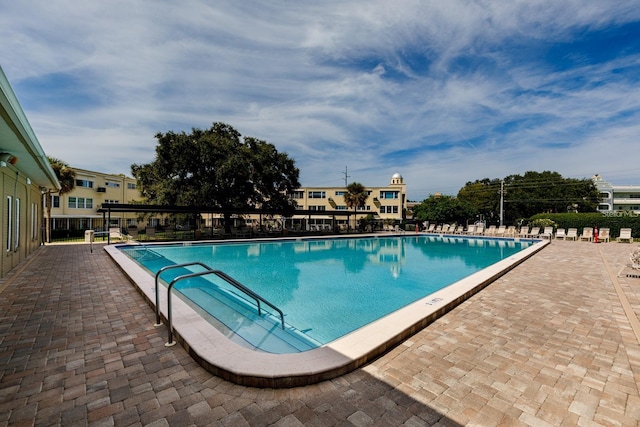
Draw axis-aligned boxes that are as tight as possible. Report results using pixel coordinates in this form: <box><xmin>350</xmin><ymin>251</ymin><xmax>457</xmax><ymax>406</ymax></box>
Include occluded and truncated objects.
<box><xmin>1</xmin><ymin>239</ymin><xmax>639</xmax><ymax>426</ymax></box>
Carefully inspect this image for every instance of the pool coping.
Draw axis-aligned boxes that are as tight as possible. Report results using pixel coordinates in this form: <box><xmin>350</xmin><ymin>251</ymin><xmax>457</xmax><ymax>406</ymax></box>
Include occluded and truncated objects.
<box><xmin>104</xmin><ymin>233</ymin><xmax>549</xmax><ymax>388</ymax></box>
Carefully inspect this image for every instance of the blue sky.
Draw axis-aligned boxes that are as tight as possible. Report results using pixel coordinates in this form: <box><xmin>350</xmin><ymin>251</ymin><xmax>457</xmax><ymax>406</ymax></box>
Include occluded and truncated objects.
<box><xmin>2</xmin><ymin>1</ymin><xmax>640</xmax><ymax>200</ymax></box>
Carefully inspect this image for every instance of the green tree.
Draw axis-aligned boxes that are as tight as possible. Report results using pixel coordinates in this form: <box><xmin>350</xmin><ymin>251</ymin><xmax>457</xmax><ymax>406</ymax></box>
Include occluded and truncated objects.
<box><xmin>503</xmin><ymin>171</ymin><xmax>599</xmax><ymax>220</ymax></box>
<box><xmin>457</xmin><ymin>178</ymin><xmax>501</xmax><ymax>223</ymax></box>
<box><xmin>412</xmin><ymin>194</ymin><xmax>477</xmax><ymax>225</ymax></box>
<box><xmin>457</xmin><ymin>171</ymin><xmax>600</xmax><ymax>223</ymax></box>
<box><xmin>46</xmin><ymin>157</ymin><xmax>76</xmax><ymax>242</ymax></box>
<box><xmin>131</xmin><ymin>122</ymin><xmax>300</xmax><ymax>232</ymax></box>
<box><xmin>344</xmin><ymin>182</ymin><xmax>369</xmax><ymax>230</ymax></box>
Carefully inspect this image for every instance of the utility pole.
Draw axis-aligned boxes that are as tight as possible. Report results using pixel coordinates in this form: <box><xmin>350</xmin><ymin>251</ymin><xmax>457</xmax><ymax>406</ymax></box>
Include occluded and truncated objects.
<box><xmin>343</xmin><ymin>166</ymin><xmax>350</xmax><ymax>186</ymax></box>
<box><xmin>499</xmin><ymin>179</ymin><xmax>504</xmax><ymax>226</ymax></box>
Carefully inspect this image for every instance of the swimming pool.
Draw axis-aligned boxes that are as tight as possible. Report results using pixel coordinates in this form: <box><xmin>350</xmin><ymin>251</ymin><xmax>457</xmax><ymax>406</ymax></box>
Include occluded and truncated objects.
<box><xmin>106</xmin><ymin>233</ymin><xmax>547</xmax><ymax>387</ymax></box>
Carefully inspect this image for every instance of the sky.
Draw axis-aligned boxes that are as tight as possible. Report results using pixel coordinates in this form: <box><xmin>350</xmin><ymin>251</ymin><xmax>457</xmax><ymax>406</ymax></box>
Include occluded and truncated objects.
<box><xmin>2</xmin><ymin>1</ymin><xmax>640</xmax><ymax>201</ymax></box>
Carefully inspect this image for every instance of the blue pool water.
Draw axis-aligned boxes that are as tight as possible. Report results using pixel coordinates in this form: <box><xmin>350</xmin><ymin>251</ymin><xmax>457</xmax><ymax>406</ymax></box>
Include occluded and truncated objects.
<box><xmin>120</xmin><ymin>235</ymin><xmax>532</xmax><ymax>353</ymax></box>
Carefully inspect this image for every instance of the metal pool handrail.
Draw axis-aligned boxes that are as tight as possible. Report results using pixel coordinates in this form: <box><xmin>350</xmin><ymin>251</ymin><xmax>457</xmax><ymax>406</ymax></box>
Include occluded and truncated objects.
<box><xmin>154</xmin><ymin>262</ymin><xmax>286</xmax><ymax>347</ymax></box>
<box><xmin>154</xmin><ymin>262</ymin><xmax>212</xmax><ymax>325</ymax></box>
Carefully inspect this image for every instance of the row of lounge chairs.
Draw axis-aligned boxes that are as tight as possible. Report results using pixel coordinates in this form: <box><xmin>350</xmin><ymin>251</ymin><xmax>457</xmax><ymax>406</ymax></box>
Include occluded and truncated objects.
<box><xmin>556</xmin><ymin>227</ymin><xmax>634</xmax><ymax>243</ymax></box>
<box><xmin>426</xmin><ymin>224</ymin><xmax>542</xmax><ymax>238</ymax></box>
<box><xmin>425</xmin><ymin>224</ymin><xmax>634</xmax><ymax>242</ymax></box>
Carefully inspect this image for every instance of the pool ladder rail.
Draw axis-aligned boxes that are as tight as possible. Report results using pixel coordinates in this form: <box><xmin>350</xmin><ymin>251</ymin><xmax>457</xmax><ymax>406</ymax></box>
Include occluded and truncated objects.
<box><xmin>154</xmin><ymin>262</ymin><xmax>286</xmax><ymax>347</ymax></box>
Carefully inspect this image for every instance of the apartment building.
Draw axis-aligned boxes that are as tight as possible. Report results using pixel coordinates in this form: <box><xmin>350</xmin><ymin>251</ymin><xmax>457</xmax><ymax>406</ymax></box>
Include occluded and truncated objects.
<box><xmin>49</xmin><ymin>168</ymin><xmax>142</xmax><ymax>234</ymax></box>
<box><xmin>289</xmin><ymin>172</ymin><xmax>407</xmax><ymax>228</ymax></box>
<box><xmin>593</xmin><ymin>174</ymin><xmax>640</xmax><ymax>214</ymax></box>
<box><xmin>56</xmin><ymin>169</ymin><xmax>408</xmax><ymax>235</ymax></box>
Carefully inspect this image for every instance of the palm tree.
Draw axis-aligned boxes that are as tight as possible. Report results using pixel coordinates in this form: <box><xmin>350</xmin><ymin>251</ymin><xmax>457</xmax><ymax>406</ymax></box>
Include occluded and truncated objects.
<box><xmin>45</xmin><ymin>157</ymin><xmax>76</xmax><ymax>242</ymax></box>
<box><xmin>344</xmin><ymin>182</ymin><xmax>368</xmax><ymax>231</ymax></box>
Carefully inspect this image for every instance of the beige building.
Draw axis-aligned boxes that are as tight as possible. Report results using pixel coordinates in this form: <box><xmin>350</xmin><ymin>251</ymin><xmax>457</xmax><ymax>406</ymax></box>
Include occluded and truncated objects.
<box><xmin>53</xmin><ymin>169</ymin><xmax>408</xmax><ymax>235</ymax></box>
<box><xmin>289</xmin><ymin>172</ymin><xmax>407</xmax><ymax>229</ymax></box>
<box><xmin>49</xmin><ymin>168</ymin><xmax>142</xmax><ymax>235</ymax></box>
<box><xmin>0</xmin><ymin>66</ymin><xmax>60</xmax><ymax>276</ymax></box>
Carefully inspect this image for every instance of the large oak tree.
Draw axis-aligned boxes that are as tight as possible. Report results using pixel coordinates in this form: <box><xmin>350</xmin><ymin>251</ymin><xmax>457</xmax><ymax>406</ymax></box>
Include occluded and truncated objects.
<box><xmin>131</xmin><ymin>122</ymin><xmax>300</xmax><ymax>231</ymax></box>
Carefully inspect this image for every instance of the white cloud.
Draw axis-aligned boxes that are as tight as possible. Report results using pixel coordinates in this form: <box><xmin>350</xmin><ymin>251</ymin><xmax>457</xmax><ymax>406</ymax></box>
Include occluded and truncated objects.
<box><xmin>1</xmin><ymin>0</ymin><xmax>640</xmax><ymax>199</ymax></box>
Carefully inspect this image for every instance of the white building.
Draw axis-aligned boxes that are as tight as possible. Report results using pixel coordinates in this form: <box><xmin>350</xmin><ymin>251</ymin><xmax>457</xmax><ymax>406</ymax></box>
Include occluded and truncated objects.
<box><xmin>593</xmin><ymin>175</ymin><xmax>640</xmax><ymax>214</ymax></box>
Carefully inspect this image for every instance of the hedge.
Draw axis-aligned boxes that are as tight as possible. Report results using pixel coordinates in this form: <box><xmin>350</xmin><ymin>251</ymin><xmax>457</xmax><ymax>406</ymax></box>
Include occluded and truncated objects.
<box><xmin>529</xmin><ymin>213</ymin><xmax>640</xmax><ymax>238</ymax></box>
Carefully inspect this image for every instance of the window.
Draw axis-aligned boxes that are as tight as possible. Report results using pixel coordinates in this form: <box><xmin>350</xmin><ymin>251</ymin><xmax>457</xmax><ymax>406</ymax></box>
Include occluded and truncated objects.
<box><xmin>14</xmin><ymin>198</ymin><xmax>20</xmax><ymax>250</ymax></box>
<box><xmin>336</xmin><ymin>205</ymin><xmax>347</xmax><ymax>210</ymax></box>
<box><xmin>380</xmin><ymin>191</ymin><xmax>399</xmax><ymax>199</ymax></box>
<box><xmin>76</xmin><ymin>179</ymin><xmax>94</xmax><ymax>188</ymax></box>
<box><xmin>335</xmin><ymin>191</ymin><xmax>345</xmax><ymax>196</ymax></box>
<box><xmin>309</xmin><ymin>206</ymin><xmax>326</xmax><ymax>211</ymax></box>
<box><xmin>291</xmin><ymin>191</ymin><xmax>304</xmax><ymax>199</ymax></box>
<box><xmin>68</xmin><ymin>197</ymin><xmax>94</xmax><ymax>209</ymax></box>
<box><xmin>308</xmin><ymin>191</ymin><xmax>326</xmax><ymax>199</ymax></box>
<box><xmin>105</xmin><ymin>181</ymin><xmax>120</xmax><ymax>188</ymax></box>
<box><xmin>356</xmin><ymin>205</ymin><xmax>371</xmax><ymax>211</ymax></box>
<box><xmin>127</xmin><ymin>183</ymin><xmax>137</xmax><ymax>190</ymax></box>
<box><xmin>104</xmin><ymin>199</ymin><xmax>119</xmax><ymax>204</ymax></box>
<box><xmin>51</xmin><ymin>195</ymin><xmax>60</xmax><ymax>208</ymax></box>
<box><xmin>31</xmin><ymin>202</ymin><xmax>37</xmax><ymax>240</ymax></box>
<box><xmin>6</xmin><ymin>196</ymin><xmax>12</xmax><ymax>252</ymax></box>
<box><xmin>380</xmin><ymin>206</ymin><xmax>399</xmax><ymax>214</ymax></box>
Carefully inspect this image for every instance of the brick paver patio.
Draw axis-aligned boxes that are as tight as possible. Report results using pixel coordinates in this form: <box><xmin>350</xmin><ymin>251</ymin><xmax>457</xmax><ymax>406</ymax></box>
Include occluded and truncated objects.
<box><xmin>1</xmin><ymin>239</ymin><xmax>639</xmax><ymax>426</ymax></box>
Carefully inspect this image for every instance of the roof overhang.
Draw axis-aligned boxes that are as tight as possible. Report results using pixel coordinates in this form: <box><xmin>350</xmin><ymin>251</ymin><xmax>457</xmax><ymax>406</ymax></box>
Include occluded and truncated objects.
<box><xmin>0</xmin><ymin>67</ymin><xmax>60</xmax><ymax>191</ymax></box>
<box><xmin>98</xmin><ymin>203</ymin><xmax>355</xmax><ymax>217</ymax></box>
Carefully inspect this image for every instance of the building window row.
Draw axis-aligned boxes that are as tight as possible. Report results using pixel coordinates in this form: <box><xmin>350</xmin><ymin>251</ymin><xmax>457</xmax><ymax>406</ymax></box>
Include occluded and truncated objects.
<box><xmin>380</xmin><ymin>191</ymin><xmax>399</xmax><ymax>199</ymax></box>
<box><xmin>76</xmin><ymin>179</ymin><xmax>94</xmax><ymax>188</ymax></box>
<box><xmin>380</xmin><ymin>206</ymin><xmax>399</xmax><ymax>214</ymax></box>
<box><xmin>308</xmin><ymin>191</ymin><xmax>326</xmax><ymax>199</ymax></box>
<box><xmin>105</xmin><ymin>181</ymin><xmax>120</xmax><ymax>188</ymax></box>
<box><xmin>68</xmin><ymin>197</ymin><xmax>94</xmax><ymax>209</ymax></box>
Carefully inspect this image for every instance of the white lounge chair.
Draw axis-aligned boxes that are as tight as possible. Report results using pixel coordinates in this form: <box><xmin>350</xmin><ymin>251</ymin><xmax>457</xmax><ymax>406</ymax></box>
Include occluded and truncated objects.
<box><xmin>617</xmin><ymin>228</ymin><xmax>633</xmax><ymax>243</ymax></box>
<box><xmin>475</xmin><ymin>225</ymin><xmax>485</xmax><ymax>235</ymax></box>
<box><xmin>394</xmin><ymin>225</ymin><xmax>406</xmax><ymax>234</ymax></box>
<box><xmin>566</xmin><ymin>228</ymin><xmax>578</xmax><ymax>241</ymax></box>
<box><xmin>109</xmin><ymin>227</ymin><xmax>127</xmax><ymax>241</ymax></box>
<box><xmin>465</xmin><ymin>225</ymin><xmax>476</xmax><ymax>235</ymax></box>
<box><xmin>540</xmin><ymin>227</ymin><xmax>554</xmax><ymax>239</ymax></box>
<box><xmin>485</xmin><ymin>225</ymin><xmax>497</xmax><ymax>236</ymax></box>
<box><xmin>495</xmin><ymin>225</ymin><xmax>506</xmax><ymax>237</ymax></box>
<box><xmin>598</xmin><ymin>228</ymin><xmax>610</xmax><ymax>243</ymax></box>
<box><xmin>526</xmin><ymin>227</ymin><xmax>540</xmax><ymax>238</ymax></box>
<box><xmin>579</xmin><ymin>227</ymin><xmax>593</xmax><ymax>242</ymax></box>
<box><xmin>555</xmin><ymin>228</ymin><xmax>566</xmax><ymax>240</ymax></box>
<box><xmin>518</xmin><ymin>226</ymin><xmax>529</xmax><ymax>238</ymax></box>
<box><xmin>505</xmin><ymin>226</ymin><xmax>516</xmax><ymax>237</ymax></box>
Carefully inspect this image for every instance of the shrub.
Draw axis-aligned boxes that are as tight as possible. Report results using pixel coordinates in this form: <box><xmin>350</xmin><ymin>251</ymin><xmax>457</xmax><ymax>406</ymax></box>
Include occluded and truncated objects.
<box><xmin>529</xmin><ymin>218</ymin><xmax>558</xmax><ymax>229</ymax></box>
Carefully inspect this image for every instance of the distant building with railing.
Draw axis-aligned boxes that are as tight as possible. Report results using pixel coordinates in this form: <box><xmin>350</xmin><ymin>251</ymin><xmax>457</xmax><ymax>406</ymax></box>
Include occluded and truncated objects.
<box><xmin>593</xmin><ymin>174</ymin><xmax>640</xmax><ymax>214</ymax></box>
<box><xmin>52</xmin><ymin>168</ymin><xmax>408</xmax><ymax>237</ymax></box>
